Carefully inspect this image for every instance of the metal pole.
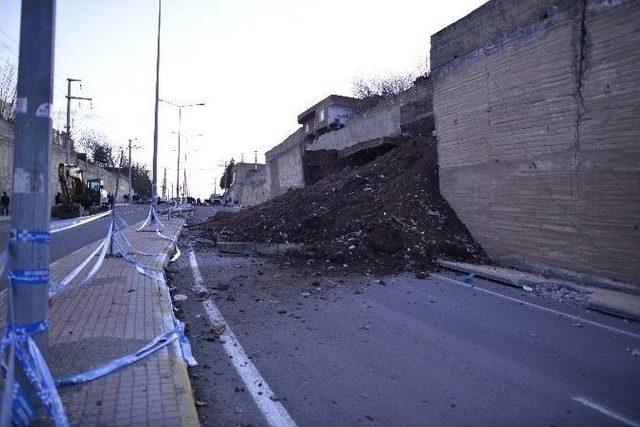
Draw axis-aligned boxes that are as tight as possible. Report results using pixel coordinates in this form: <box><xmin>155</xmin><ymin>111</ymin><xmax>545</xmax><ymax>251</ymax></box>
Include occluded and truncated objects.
<box><xmin>10</xmin><ymin>0</ymin><xmax>56</xmax><ymax>411</ymax></box>
<box><xmin>176</xmin><ymin>106</ymin><xmax>181</xmax><ymax>204</ymax></box>
<box><xmin>64</xmin><ymin>78</ymin><xmax>91</xmax><ymax>165</ymax></box>
<box><xmin>65</xmin><ymin>79</ymin><xmax>71</xmax><ymax>163</ymax></box>
<box><xmin>128</xmin><ymin>139</ymin><xmax>132</xmax><ymax>199</ymax></box>
<box><xmin>151</xmin><ymin>0</ymin><xmax>161</xmax><ymax>213</ymax></box>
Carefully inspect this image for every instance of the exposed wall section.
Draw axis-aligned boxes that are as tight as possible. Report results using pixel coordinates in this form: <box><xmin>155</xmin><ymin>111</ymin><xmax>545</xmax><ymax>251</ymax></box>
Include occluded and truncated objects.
<box><xmin>431</xmin><ymin>0</ymin><xmax>640</xmax><ymax>285</ymax></box>
<box><xmin>307</xmin><ymin>82</ymin><xmax>433</xmax><ymax>153</ymax></box>
<box><xmin>0</xmin><ymin>120</ymin><xmax>130</xmax><ymax>204</ymax></box>
<box><xmin>225</xmin><ymin>162</ymin><xmax>269</xmax><ymax>207</ymax></box>
<box><xmin>265</xmin><ymin>128</ymin><xmax>306</xmax><ymax>198</ymax></box>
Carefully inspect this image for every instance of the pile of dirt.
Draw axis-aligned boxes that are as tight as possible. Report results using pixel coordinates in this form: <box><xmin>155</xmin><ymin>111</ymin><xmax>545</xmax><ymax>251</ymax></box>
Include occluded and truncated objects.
<box><xmin>196</xmin><ymin>137</ymin><xmax>487</xmax><ymax>274</ymax></box>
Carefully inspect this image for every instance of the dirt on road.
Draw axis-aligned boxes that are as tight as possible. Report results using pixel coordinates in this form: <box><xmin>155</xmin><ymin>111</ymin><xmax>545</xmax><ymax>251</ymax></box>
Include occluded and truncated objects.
<box><xmin>192</xmin><ymin>137</ymin><xmax>486</xmax><ymax>275</ymax></box>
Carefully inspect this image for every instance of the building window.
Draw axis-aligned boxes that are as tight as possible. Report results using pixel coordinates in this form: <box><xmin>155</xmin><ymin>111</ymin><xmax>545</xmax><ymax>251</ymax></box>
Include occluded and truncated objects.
<box><xmin>305</xmin><ymin>123</ymin><xmax>310</xmax><ymax>132</ymax></box>
<box><xmin>319</xmin><ymin>109</ymin><xmax>325</xmax><ymax>122</ymax></box>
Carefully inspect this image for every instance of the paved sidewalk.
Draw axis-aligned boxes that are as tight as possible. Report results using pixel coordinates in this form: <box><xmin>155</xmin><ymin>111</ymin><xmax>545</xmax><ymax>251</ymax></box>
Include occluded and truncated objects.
<box><xmin>0</xmin><ymin>217</ymin><xmax>199</xmax><ymax>426</ymax></box>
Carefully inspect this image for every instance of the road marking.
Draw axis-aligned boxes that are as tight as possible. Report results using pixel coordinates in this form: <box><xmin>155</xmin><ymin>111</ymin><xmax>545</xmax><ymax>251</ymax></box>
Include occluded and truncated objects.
<box><xmin>50</xmin><ymin>210</ymin><xmax>112</xmax><ymax>233</ymax></box>
<box><xmin>188</xmin><ymin>249</ymin><xmax>297</xmax><ymax>427</ymax></box>
<box><xmin>572</xmin><ymin>397</ymin><xmax>639</xmax><ymax>427</ymax></box>
<box><xmin>432</xmin><ymin>273</ymin><xmax>640</xmax><ymax>340</ymax></box>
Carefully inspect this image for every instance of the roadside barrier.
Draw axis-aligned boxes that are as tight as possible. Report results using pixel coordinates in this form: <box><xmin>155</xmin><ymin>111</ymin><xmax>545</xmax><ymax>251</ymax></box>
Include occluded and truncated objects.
<box><xmin>0</xmin><ymin>209</ymin><xmax>195</xmax><ymax>426</ymax></box>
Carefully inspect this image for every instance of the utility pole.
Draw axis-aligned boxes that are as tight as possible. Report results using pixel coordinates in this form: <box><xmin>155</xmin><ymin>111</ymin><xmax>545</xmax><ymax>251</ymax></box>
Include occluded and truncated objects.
<box><xmin>65</xmin><ymin>78</ymin><xmax>92</xmax><ymax>163</ymax></box>
<box><xmin>254</xmin><ymin>150</ymin><xmax>258</xmax><ymax>171</ymax></box>
<box><xmin>162</xmin><ymin>167</ymin><xmax>167</xmax><ymax>200</ymax></box>
<box><xmin>127</xmin><ymin>138</ymin><xmax>139</xmax><ymax>199</ymax></box>
<box><xmin>9</xmin><ymin>0</ymin><xmax>57</xmax><ymax>420</ymax></box>
<box><xmin>183</xmin><ymin>167</ymin><xmax>187</xmax><ymax>199</ymax></box>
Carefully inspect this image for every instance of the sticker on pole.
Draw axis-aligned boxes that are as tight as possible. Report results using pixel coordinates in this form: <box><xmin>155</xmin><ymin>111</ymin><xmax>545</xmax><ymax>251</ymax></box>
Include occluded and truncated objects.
<box><xmin>15</xmin><ymin>97</ymin><xmax>27</xmax><ymax>114</ymax></box>
<box><xmin>36</xmin><ymin>102</ymin><xmax>53</xmax><ymax>119</ymax></box>
<box><xmin>13</xmin><ymin>168</ymin><xmax>44</xmax><ymax>194</ymax></box>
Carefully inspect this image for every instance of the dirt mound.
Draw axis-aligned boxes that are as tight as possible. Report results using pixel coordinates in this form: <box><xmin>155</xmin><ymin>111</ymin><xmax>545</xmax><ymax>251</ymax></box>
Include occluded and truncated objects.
<box><xmin>197</xmin><ymin>137</ymin><xmax>486</xmax><ymax>274</ymax></box>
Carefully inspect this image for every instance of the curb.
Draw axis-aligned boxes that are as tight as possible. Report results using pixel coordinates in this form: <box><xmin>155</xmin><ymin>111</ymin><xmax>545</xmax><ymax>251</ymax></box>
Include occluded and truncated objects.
<box><xmin>437</xmin><ymin>259</ymin><xmax>640</xmax><ymax>322</ymax></box>
<box><xmin>158</xmin><ymin>219</ymin><xmax>200</xmax><ymax>426</ymax></box>
<box><xmin>217</xmin><ymin>241</ymin><xmax>304</xmax><ymax>256</ymax></box>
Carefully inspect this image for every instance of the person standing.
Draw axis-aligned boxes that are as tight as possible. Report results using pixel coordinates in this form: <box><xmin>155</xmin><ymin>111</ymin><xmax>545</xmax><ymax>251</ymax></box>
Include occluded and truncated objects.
<box><xmin>0</xmin><ymin>191</ymin><xmax>10</xmax><ymax>216</ymax></box>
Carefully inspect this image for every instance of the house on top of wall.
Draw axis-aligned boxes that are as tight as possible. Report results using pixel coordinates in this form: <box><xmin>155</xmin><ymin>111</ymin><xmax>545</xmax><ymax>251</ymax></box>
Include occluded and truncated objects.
<box><xmin>297</xmin><ymin>95</ymin><xmax>360</xmax><ymax>139</ymax></box>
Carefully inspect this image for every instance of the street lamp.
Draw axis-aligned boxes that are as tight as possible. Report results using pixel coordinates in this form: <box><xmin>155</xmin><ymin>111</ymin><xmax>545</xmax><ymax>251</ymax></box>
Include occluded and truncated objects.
<box><xmin>139</xmin><ymin>0</ymin><xmax>162</xmax><ymax>231</ymax></box>
<box><xmin>170</xmin><ymin>132</ymin><xmax>203</xmax><ymax>200</ymax></box>
<box><xmin>160</xmin><ymin>99</ymin><xmax>205</xmax><ymax>203</ymax></box>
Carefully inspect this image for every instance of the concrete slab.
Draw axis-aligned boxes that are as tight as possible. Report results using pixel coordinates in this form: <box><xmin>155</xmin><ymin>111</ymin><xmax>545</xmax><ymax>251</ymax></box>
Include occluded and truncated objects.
<box><xmin>217</xmin><ymin>241</ymin><xmax>304</xmax><ymax>256</ymax></box>
<box><xmin>437</xmin><ymin>259</ymin><xmax>640</xmax><ymax>321</ymax></box>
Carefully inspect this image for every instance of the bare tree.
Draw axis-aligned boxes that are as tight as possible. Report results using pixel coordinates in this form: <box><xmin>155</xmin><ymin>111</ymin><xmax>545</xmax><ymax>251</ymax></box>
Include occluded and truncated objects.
<box><xmin>0</xmin><ymin>62</ymin><xmax>17</xmax><ymax>122</ymax></box>
<box><xmin>77</xmin><ymin>128</ymin><xmax>115</xmax><ymax>167</ymax></box>
<box><xmin>352</xmin><ymin>72</ymin><xmax>415</xmax><ymax>99</ymax></box>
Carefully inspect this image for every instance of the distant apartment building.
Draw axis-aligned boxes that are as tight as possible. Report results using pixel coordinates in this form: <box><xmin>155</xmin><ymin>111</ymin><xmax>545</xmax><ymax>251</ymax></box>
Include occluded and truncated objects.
<box><xmin>297</xmin><ymin>95</ymin><xmax>360</xmax><ymax>139</ymax></box>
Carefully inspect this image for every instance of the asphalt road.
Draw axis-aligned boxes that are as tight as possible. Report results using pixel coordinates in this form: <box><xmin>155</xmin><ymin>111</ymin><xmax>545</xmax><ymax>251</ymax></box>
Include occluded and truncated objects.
<box><xmin>0</xmin><ymin>204</ymin><xmax>150</xmax><ymax>290</ymax></box>
<box><xmin>169</xmin><ymin>207</ymin><xmax>640</xmax><ymax>427</ymax></box>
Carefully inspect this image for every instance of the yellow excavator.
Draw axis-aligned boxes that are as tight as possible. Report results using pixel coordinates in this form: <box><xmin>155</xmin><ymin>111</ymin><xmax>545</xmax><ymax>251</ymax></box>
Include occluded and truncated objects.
<box><xmin>51</xmin><ymin>163</ymin><xmax>109</xmax><ymax>219</ymax></box>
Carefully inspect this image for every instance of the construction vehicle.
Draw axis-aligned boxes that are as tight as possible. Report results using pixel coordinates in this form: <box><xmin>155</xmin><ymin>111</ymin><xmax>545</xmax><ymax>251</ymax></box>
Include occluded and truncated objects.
<box><xmin>51</xmin><ymin>163</ymin><xmax>109</xmax><ymax>219</ymax></box>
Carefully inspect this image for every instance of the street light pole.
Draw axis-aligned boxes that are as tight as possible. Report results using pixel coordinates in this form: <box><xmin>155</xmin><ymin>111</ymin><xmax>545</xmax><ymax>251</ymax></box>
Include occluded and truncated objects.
<box><xmin>139</xmin><ymin>0</ymin><xmax>162</xmax><ymax>231</ymax></box>
<box><xmin>177</xmin><ymin>106</ymin><xmax>182</xmax><ymax>202</ymax></box>
<box><xmin>127</xmin><ymin>138</ymin><xmax>137</xmax><ymax>200</ymax></box>
<box><xmin>151</xmin><ymin>0</ymin><xmax>161</xmax><ymax>211</ymax></box>
<box><xmin>9</xmin><ymin>0</ymin><xmax>56</xmax><ymax>418</ymax></box>
<box><xmin>159</xmin><ymin>99</ymin><xmax>204</xmax><ymax>204</ymax></box>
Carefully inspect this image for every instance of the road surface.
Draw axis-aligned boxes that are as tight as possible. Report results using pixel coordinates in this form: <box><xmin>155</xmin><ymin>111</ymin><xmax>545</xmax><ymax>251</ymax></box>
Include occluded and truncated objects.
<box><xmin>0</xmin><ymin>204</ymin><xmax>150</xmax><ymax>290</ymax></box>
<box><xmin>167</xmin><ymin>206</ymin><xmax>640</xmax><ymax>427</ymax></box>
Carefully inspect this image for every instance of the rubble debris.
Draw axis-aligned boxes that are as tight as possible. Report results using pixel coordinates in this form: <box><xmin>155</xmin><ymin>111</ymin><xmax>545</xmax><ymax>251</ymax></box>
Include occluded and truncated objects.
<box><xmin>211</xmin><ymin>322</ymin><xmax>227</xmax><ymax>336</ymax></box>
<box><xmin>173</xmin><ymin>294</ymin><xmax>188</xmax><ymax>302</ymax></box>
<box><xmin>193</xmin><ymin>138</ymin><xmax>486</xmax><ymax>274</ymax></box>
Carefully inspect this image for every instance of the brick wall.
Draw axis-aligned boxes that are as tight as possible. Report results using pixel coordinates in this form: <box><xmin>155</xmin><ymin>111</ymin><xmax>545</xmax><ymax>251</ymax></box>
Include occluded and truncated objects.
<box><xmin>431</xmin><ymin>0</ymin><xmax>640</xmax><ymax>285</ymax></box>
<box><xmin>1</xmin><ymin>119</ymin><xmax>131</xmax><ymax>205</ymax></box>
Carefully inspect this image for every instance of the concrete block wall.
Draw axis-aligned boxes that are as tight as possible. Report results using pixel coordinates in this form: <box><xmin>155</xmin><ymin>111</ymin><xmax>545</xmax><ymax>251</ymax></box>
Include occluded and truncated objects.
<box><xmin>265</xmin><ymin>128</ymin><xmax>306</xmax><ymax>198</ymax></box>
<box><xmin>431</xmin><ymin>0</ymin><xmax>640</xmax><ymax>286</ymax></box>
<box><xmin>1</xmin><ymin>120</ymin><xmax>130</xmax><ymax>206</ymax></box>
<box><xmin>240</xmin><ymin>170</ymin><xmax>270</xmax><ymax>207</ymax></box>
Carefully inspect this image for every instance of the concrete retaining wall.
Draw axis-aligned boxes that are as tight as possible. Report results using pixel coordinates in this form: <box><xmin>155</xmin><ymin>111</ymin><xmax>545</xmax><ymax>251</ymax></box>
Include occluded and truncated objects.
<box><xmin>431</xmin><ymin>0</ymin><xmax>640</xmax><ymax>285</ymax></box>
<box><xmin>0</xmin><ymin>120</ymin><xmax>130</xmax><ymax>204</ymax></box>
<box><xmin>308</xmin><ymin>82</ymin><xmax>433</xmax><ymax>152</ymax></box>
<box><xmin>265</xmin><ymin>128</ymin><xmax>306</xmax><ymax>198</ymax></box>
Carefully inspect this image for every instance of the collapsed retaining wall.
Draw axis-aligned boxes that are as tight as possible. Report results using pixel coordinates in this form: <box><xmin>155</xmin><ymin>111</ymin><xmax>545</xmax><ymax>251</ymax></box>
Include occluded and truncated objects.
<box><xmin>0</xmin><ymin>120</ymin><xmax>130</xmax><ymax>205</ymax></box>
<box><xmin>431</xmin><ymin>0</ymin><xmax>640</xmax><ymax>286</ymax></box>
<box><xmin>307</xmin><ymin>82</ymin><xmax>433</xmax><ymax>153</ymax></box>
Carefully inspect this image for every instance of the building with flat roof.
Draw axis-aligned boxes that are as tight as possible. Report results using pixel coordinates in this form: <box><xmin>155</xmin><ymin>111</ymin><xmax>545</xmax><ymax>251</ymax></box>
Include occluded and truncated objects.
<box><xmin>297</xmin><ymin>95</ymin><xmax>360</xmax><ymax>139</ymax></box>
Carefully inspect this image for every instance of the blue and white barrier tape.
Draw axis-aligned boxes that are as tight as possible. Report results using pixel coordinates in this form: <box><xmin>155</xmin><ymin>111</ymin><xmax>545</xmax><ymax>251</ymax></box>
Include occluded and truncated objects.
<box><xmin>0</xmin><ymin>214</ymin><xmax>193</xmax><ymax>426</ymax></box>
<box><xmin>137</xmin><ymin>205</ymin><xmax>164</xmax><ymax>232</ymax></box>
<box><xmin>1</xmin><ymin>320</ymin><xmax>69</xmax><ymax>427</ymax></box>
<box><xmin>56</xmin><ymin>320</ymin><xmax>196</xmax><ymax>388</ymax></box>
<box><xmin>115</xmin><ymin>229</ymin><xmax>163</xmax><ymax>258</ymax></box>
<box><xmin>9</xmin><ymin>269</ymin><xmax>49</xmax><ymax>285</ymax></box>
<box><xmin>12</xmin><ymin>230</ymin><xmax>51</xmax><ymax>244</ymax></box>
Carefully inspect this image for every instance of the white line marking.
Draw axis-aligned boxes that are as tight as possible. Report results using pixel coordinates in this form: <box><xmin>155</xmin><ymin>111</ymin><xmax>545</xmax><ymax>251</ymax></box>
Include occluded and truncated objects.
<box><xmin>432</xmin><ymin>273</ymin><xmax>640</xmax><ymax>340</ymax></box>
<box><xmin>50</xmin><ymin>210</ymin><xmax>112</xmax><ymax>233</ymax></box>
<box><xmin>188</xmin><ymin>249</ymin><xmax>297</xmax><ymax>427</ymax></box>
<box><xmin>572</xmin><ymin>397</ymin><xmax>639</xmax><ymax>427</ymax></box>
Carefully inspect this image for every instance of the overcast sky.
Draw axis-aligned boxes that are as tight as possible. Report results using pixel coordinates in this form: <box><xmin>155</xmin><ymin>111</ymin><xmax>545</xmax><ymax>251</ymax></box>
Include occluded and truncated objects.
<box><xmin>0</xmin><ymin>0</ymin><xmax>484</xmax><ymax>198</ymax></box>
